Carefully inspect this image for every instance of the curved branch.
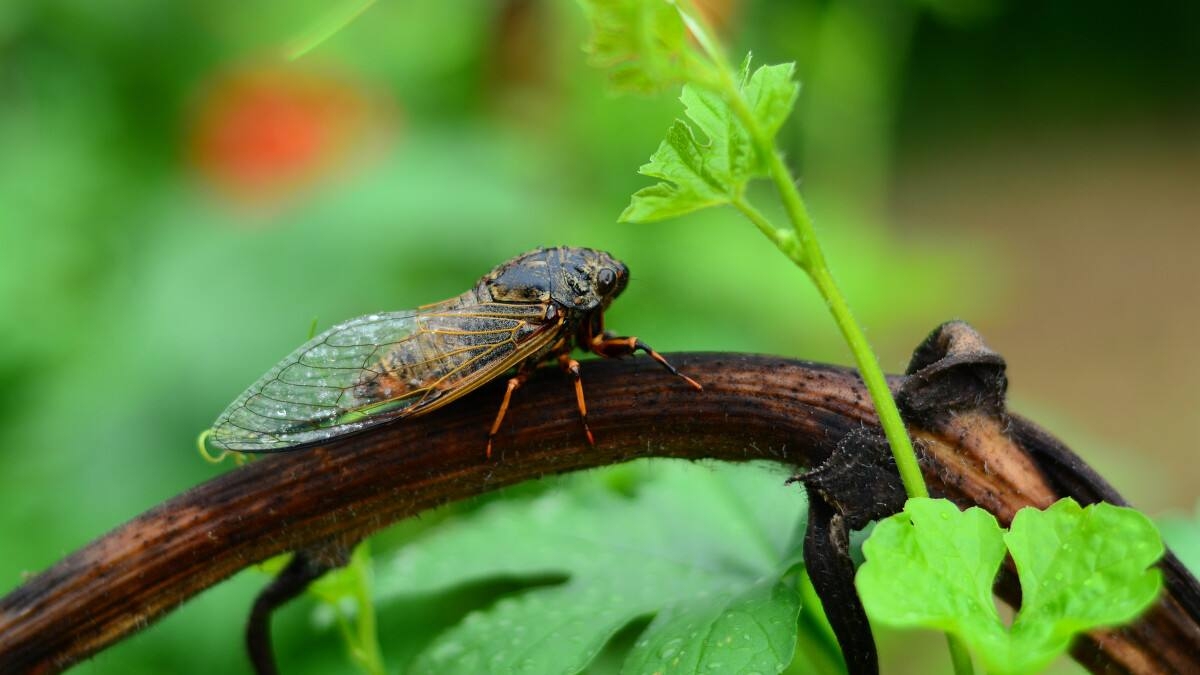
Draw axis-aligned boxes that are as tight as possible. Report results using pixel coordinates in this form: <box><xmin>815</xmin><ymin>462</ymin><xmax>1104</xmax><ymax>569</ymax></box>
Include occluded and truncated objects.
<box><xmin>0</xmin><ymin>352</ymin><xmax>1197</xmax><ymax>673</ymax></box>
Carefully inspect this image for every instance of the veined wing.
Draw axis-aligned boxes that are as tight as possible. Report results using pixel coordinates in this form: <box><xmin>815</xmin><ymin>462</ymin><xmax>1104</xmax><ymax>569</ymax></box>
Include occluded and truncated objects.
<box><xmin>207</xmin><ymin>304</ymin><xmax>560</xmax><ymax>452</ymax></box>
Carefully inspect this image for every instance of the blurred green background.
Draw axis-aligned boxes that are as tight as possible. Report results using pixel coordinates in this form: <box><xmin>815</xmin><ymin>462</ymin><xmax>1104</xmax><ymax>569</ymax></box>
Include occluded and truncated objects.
<box><xmin>1</xmin><ymin>0</ymin><xmax>1197</xmax><ymax>673</ymax></box>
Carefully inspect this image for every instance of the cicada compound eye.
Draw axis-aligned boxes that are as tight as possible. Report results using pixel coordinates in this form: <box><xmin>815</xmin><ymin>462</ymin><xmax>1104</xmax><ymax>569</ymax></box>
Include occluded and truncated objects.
<box><xmin>596</xmin><ymin>267</ymin><xmax>617</xmax><ymax>295</ymax></box>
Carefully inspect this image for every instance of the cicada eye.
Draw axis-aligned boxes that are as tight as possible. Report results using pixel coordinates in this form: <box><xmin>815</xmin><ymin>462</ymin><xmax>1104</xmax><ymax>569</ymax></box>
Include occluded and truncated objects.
<box><xmin>596</xmin><ymin>267</ymin><xmax>617</xmax><ymax>294</ymax></box>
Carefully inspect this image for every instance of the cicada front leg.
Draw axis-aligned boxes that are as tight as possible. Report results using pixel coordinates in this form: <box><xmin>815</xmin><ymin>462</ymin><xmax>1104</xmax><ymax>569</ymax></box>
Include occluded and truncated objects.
<box><xmin>583</xmin><ymin>313</ymin><xmax>702</xmax><ymax>391</ymax></box>
<box><xmin>557</xmin><ymin>351</ymin><xmax>596</xmax><ymax>447</ymax></box>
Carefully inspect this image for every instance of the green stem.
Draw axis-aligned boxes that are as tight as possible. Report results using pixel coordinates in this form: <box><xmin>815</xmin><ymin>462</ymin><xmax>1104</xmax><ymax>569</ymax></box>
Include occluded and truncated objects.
<box><xmin>285</xmin><ymin>0</ymin><xmax>378</xmax><ymax>60</ymax></box>
<box><xmin>946</xmin><ymin>634</ymin><xmax>975</xmax><ymax>675</ymax></box>
<box><xmin>681</xmin><ymin>3</ymin><xmax>927</xmax><ymax>500</ymax></box>
<box><xmin>808</xmin><ymin>265</ymin><xmax>928</xmax><ymax>498</ymax></box>
<box><xmin>796</xmin><ymin>569</ymin><xmax>844</xmax><ymax>664</ymax></box>
<box><xmin>732</xmin><ymin>199</ymin><xmax>926</xmax><ymax>498</ymax></box>
<box><xmin>351</xmin><ymin>545</ymin><xmax>385</xmax><ymax>675</ymax></box>
<box><xmin>319</xmin><ymin>543</ymin><xmax>385</xmax><ymax>675</ymax></box>
<box><xmin>731</xmin><ymin>197</ymin><xmax>799</xmax><ymax>257</ymax></box>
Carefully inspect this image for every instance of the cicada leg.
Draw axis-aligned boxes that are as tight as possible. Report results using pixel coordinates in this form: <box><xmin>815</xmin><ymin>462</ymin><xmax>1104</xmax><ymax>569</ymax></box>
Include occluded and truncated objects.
<box><xmin>588</xmin><ymin>330</ymin><xmax>703</xmax><ymax>391</ymax></box>
<box><xmin>486</xmin><ymin>366</ymin><xmax>535</xmax><ymax>459</ymax></box>
<box><xmin>557</xmin><ymin>352</ymin><xmax>595</xmax><ymax>447</ymax></box>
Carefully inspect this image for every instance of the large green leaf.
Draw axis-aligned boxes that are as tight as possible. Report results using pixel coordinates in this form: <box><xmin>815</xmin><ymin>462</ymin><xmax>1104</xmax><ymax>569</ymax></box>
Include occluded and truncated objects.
<box><xmin>622</xmin><ymin>578</ymin><xmax>801</xmax><ymax>674</ymax></box>
<box><xmin>374</xmin><ymin>461</ymin><xmax>809</xmax><ymax>674</ymax></box>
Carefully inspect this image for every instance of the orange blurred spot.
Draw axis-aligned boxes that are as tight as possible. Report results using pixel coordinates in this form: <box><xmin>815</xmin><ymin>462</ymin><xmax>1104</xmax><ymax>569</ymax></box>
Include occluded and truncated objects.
<box><xmin>692</xmin><ymin>0</ymin><xmax>739</xmax><ymax>33</ymax></box>
<box><xmin>189</xmin><ymin>63</ymin><xmax>394</xmax><ymax>208</ymax></box>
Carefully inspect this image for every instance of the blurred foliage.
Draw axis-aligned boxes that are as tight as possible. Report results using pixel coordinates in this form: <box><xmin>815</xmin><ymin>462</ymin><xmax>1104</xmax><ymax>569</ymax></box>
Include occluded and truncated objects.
<box><xmin>1160</xmin><ymin>504</ymin><xmax>1200</xmax><ymax>579</ymax></box>
<box><xmin>371</xmin><ymin>461</ymin><xmax>807</xmax><ymax>674</ymax></box>
<box><xmin>1</xmin><ymin>0</ymin><xmax>1196</xmax><ymax>673</ymax></box>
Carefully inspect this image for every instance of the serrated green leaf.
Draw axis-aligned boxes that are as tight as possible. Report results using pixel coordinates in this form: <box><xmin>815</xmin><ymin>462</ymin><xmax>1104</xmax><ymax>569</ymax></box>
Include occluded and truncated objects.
<box><xmin>678</xmin><ymin>81</ymin><xmax>754</xmax><ymax>187</ymax></box>
<box><xmin>744</xmin><ymin>63</ymin><xmax>800</xmax><ymax>145</ymax></box>
<box><xmin>375</xmin><ymin>462</ymin><xmax>808</xmax><ymax>674</ymax></box>
<box><xmin>620</xmin><ymin>182</ymin><xmax>727</xmax><ymax>223</ymax></box>
<box><xmin>639</xmin><ymin>118</ymin><xmax>733</xmax><ymax>200</ymax></box>
<box><xmin>620</xmin><ymin>115</ymin><xmax>735</xmax><ymax>222</ymax></box>
<box><xmin>623</xmin><ymin>58</ymin><xmax>799</xmax><ymax>223</ymax></box>
<box><xmin>578</xmin><ymin>0</ymin><xmax>690</xmax><ymax>93</ymax></box>
<box><xmin>858</xmin><ymin>498</ymin><xmax>1165</xmax><ymax>675</ymax></box>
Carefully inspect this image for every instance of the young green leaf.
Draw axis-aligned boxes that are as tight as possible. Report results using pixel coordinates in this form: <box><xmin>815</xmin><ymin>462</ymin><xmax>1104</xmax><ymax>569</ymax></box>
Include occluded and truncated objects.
<box><xmin>1002</xmin><ymin>499</ymin><xmax>1164</xmax><ymax>672</ymax></box>
<box><xmin>857</xmin><ymin>497</ymin><xmax>1165</xmax><ymax>675</ymax></box>
<box><xmin>577</xmin><ymin>0</ymin><xmax>692</xmax><ymax>93</ymax></box>
<box><xmin>373</xmin><ymin>462</ymin><xmax>811</xmax><ymax>674</ymax></box>
<box><xmin>855</xmin><ymin>498</ymin><xmax>1010</xmax><ymax>660</ymax></box>
<box><xmin>744</xmin><ymin>63</ymin><xmax>802</xmax><ymax>145</ymax></box>
<box><xmin>621</xmin><ymin>58</ymin><xmax>799</xmax><ymax>223</ymax></box>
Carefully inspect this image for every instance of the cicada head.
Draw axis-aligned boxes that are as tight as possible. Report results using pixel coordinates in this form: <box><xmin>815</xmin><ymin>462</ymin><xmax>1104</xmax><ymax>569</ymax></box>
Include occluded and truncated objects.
<box><xmin>548</xmin><ymin>247</ymin><xmax>627</xmax><ymax>312</ymax></box>
<box><xmin>486</xmin><ymin>247</ymin><xmax>629</xmax><ymax>312</ymax></box>
<box><xmin>581</xmin><ymin>248</ymin><xmax>629</xmax><ymax>309</ymax></box>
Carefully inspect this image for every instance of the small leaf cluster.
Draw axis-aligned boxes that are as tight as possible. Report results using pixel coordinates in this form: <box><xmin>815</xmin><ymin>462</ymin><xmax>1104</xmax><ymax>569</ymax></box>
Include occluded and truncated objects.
<box><xmin>622</xmin><ymin>58</ymin><xmax>798</xmax><ymax>223</ymax></box>
<box><xmin>579</xmin><ymin>0</ymin><xmax>801</xmax><ymax>226</ymax></box>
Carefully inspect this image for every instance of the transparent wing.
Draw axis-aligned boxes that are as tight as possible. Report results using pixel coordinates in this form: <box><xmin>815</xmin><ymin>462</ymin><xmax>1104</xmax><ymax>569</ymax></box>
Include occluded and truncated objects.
<box><xmin>207</xmin><ymin>304</ymin><xmax>558</xmax><ymax>452</ymax></box>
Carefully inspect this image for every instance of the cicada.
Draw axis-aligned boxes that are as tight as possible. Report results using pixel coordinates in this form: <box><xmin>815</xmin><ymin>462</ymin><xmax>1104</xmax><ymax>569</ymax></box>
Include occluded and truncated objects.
<box><xmin>205</xmin><ymin>247</ymin><xmax>700</xmax><ymax>458</ymax></box>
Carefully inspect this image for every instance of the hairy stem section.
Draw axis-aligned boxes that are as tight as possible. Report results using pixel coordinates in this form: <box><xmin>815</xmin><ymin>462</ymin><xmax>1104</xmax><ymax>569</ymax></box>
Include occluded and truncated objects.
<box><xmin>685</xmin><ymin>3</ymin><xmax>927</xmax><ymax>499</ymax></box>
